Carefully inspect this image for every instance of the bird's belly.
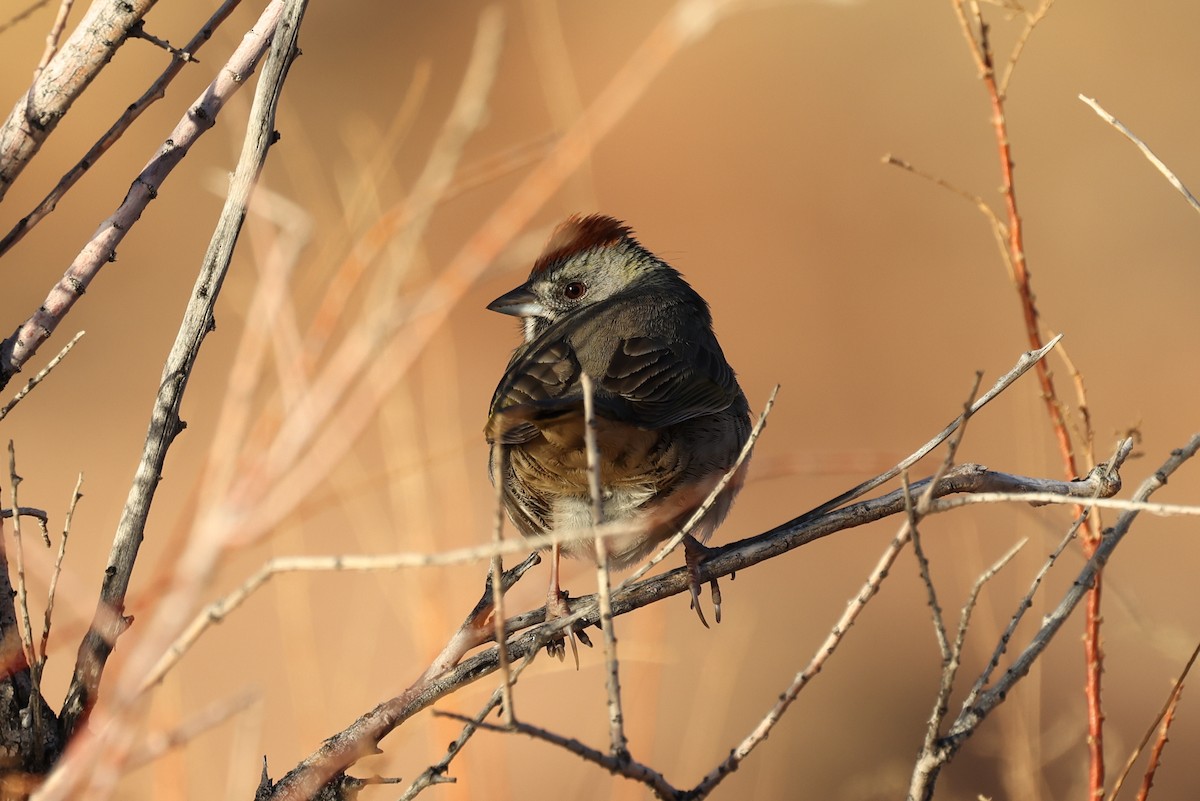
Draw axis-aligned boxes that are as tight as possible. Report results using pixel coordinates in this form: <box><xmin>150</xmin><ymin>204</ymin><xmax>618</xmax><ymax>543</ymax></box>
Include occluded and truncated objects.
<box><xmin>552</xmin><ymin>484</ymin><xmax>661</xmax><ymax>565</ymax></box>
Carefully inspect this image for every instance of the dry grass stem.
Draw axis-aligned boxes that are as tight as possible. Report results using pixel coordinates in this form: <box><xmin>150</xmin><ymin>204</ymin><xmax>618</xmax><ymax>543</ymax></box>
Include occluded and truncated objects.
<box><xmin>238</xmin><ymin>0</ymin><xmax>743</xmax><ymax>552</ymax></box>
<box><xmin>228</xmin><ymin>5</ymin><xmax>505</xmax><ymax>547</ymax></box>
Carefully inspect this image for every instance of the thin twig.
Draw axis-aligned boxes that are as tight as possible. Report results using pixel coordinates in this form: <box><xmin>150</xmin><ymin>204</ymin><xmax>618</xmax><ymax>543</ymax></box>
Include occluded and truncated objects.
<box><xmin>6</xmin><ymin>442</ymin><xmax>41</xmax><ymax>759</ymax></box>
<box><xmin>402</xmin><ymin>652</ymin><xmax>540</xmax><ymax>800</ymax></box>
<box><xmin>693</xmin><ymin>498</ymin><xmax>923</xmax><ymax>798</ymax></box>
<box><xmin>0</xmin><ymin>0</ymin><xmax>51</xmax><ymax>36</ymax></box>
<box><xmin>32</xmin><ymin>0</ymin><xmax>74</xmax><ymax>81</ymax></box>
<box><xmin>962</xmin><ymin>442</ymin><xmax>1128</xmax><ymax>713</ymax></box>
<box><xmin>1079</xmin><ymin>95</ymin><xmax>1200</xmax><ymax>217</ymax></box>
<box><xmin>489</xmin><ymin>445</ymin><xmax>515</xmax><ymax>725</ymax></box>
<box><xmin>907</xmin><ymin>371</ymin><xmax>985</xmax><ymax>663</ymax></box>
<box><xmin>905</xmin><ymin>471</ymin><xmax>949</xmax><ymax>661</ymax></box>
<box><xmin>882</xmin><ymin>154</ymin><xmax>1011</xmax><ymax>277</ymax></box>
<box><xmin>691</xmin><ymin>368</ymin><xmax>976</xmax><ymax>799</ymax></box>
<box><xmin>581</xmin><ymin>373</ymin><xmax>628</xmax><ymax>760</ymax></box>
<box><xmin>928</xmin><ymin>492</ymin><xmax>1199</xmax><ymax>517</ymax></box>
<box><xmin>41</xmin><ymin>473</ymin><xmax>82</xmax><ymax>665</ymax></box>
<box><xmin>436</xmin><ymin>712</ymin><xmax>679</xmax><ymax>799</ymax></box>
<box><xmin>0</xmin><ymin>0</ymin><xmax>157</xmax><ymax>204</ymax></box>
<box><xmin>127</xmin><ymin>20</ymin><xmax>199</xmax><ymax>62</ymax></box>
<box><xmin>914</xmin><ymin>537</ymin><xmax>1027</xmax><ymax>789</ymax></box>
<box><xmin>951</xmin><ymin>3</ymin><xmax>1104</xmax><ymax>791</ymax></box>
<box><xmin>944</xmin><ymin>435</ymin><xmax>1197</xmax><ymax>746</ymax></box>
<box><xmin>795</xmin><ymin>337</ymin><xmax>1059</xmax><ymax>527</ymax></box>
<box><xmin>0</xmin><ymin>331</ymin><xmax>83</xmax><ymax>422</ymax></box>
<box><xmin>998</xmin><ymin>0</ymin><xmax>1055</xmax><ymax>98</ymax></box>
<box><xmin>399</xmin><ymin>685</ymin><xmax>505</xmax><ymax>800</ymax></box>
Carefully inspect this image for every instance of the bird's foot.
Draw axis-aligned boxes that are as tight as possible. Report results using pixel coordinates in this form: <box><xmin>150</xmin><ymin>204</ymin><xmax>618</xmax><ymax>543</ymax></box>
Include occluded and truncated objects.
<box><xmin>542</xmin><ymin>589</ymin><xmax>592</xmax><ymax>664</ymax></box>
<box><xmin>684</xmin><ymin>536</ymin><xmax>723</xmax><ymax>627</ymax></box>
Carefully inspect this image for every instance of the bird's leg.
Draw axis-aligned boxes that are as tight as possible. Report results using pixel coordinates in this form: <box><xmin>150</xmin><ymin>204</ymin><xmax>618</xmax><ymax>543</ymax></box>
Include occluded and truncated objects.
<box><xmin>683</xmin><ymin>535</ymin><xmax>722</xmax><ymax>627</ymax></box>
<box><xmin>543</xmin><ymin>542</ymin><xmax>569</xmax><ymax>660</ymax></box>
<box><xmin>542</xmin><ymin>542</ymin><xmax>594</xmax><ymax>664</ymax></box>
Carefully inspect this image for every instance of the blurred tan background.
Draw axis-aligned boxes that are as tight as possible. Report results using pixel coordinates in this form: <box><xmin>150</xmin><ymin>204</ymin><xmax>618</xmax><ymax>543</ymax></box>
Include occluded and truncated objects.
<box><xmin>1</xmin><ymin>0</ymin><xmax>1199</xmax><ymax>798</ymax></box>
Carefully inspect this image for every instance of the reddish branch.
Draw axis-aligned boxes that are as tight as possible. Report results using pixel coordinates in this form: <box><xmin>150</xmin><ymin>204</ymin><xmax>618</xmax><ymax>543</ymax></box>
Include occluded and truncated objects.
<box><xmin>951</xmin><ymin>2</ymin><xmax>1105</xmax><ymax>795</ymax></box>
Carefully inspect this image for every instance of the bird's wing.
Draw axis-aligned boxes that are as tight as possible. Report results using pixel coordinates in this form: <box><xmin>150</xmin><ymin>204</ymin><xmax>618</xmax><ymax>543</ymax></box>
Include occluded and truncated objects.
<box><xmin>599</xmin><ymin>334</ymin><xmax>741</xmax><ymax>429</ymax></box>
<box><xmin>486</xmin><ymin>338</ymin><xmax>581</xmax><ymax>444</ymax></box>
<box><xmin>487</xmin><ymin>328</ymin><xmax>739</xmax><ymax>444</ymax></box>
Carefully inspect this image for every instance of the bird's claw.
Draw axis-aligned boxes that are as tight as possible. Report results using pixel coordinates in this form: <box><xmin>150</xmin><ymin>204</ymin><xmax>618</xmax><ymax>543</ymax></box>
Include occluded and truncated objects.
<box><xmin>684</xmin><ymin>536</ymin><xmax>722</xmax><ymax>627</ymax></box>
<box><xmin>542</xmin><ymin>590</ymin><xmax>591</xmax><ymax>663</ymax></box>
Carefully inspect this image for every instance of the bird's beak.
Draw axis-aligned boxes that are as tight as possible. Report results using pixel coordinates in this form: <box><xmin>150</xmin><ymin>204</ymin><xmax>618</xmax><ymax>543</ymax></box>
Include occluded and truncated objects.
<box><xmin>487</xmin><ymin>285</ymin><xmax>544</xmax><ymax>318</ymax></box>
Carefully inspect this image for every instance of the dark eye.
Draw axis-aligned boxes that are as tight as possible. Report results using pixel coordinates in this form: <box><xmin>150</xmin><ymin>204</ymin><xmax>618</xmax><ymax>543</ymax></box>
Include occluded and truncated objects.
<box><xmin>563</xmin><ymin>281</ymin><xmax>586</xmax><ymax>300</ymax></box>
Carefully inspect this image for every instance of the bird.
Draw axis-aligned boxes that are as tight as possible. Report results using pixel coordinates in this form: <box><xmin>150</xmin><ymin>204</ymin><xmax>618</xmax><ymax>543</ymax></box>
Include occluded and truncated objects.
<box><xmin>484</xmin><ymin>214</ymin><xmax>750</xmax><ymax>654</ymax></box>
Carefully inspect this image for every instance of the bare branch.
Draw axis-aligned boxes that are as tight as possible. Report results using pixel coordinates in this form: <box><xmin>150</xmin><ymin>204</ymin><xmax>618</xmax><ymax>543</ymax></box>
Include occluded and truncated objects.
<box><xmin>0</xmin><ymin>0</ymin><xmax>244</xmax><ymax>257</ymax></box>
<box><xmin>935</xmin><ymin>435</ymin><xmax>1198</xmax><ymax>768</ymax></box>
<box><xmin>1079</xmin><ymin>95</ymin><xmax>1200</xmax><ymax>217</ymax></box>
<box><xmin>256</xmin><ymin>436</ymin><xmax>1132</xmax><ymax>801</ymax></box>
<box><xmin>0</xmin><ymin>0</ymin><xmax>281</xmax><ymax>387</ymax></box>
<box><xmin>49</xmin><ymin>0</ymin><xmax>309</xmax><ymax>766</ymax></box>
<box><xmin>0</xmin><ymin>0</ymin><xmax>156</xmax><ymax>202</ymax></box>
